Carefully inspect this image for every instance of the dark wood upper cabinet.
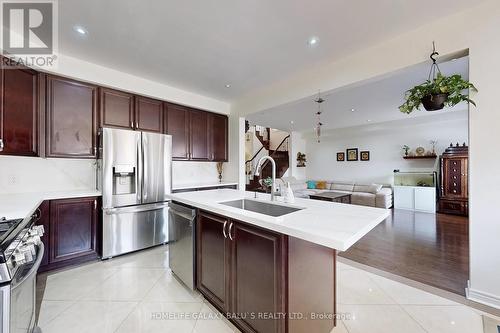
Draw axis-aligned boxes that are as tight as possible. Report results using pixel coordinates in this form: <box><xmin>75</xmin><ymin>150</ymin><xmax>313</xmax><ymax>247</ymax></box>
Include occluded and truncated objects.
<box><xmin>45</xmin><ymin>75</ymin><xmax>98</xmax><ymax>158</ymax></box>
<box><xmin>135</xmin><ymin>96</ymin><xmax>163</xmax><ymax>133</ymax></box>
<box><xmin>231</xmin><ymin>222</ymin><xmax>286</xmax><ymax>333</ymax></box>
<box><xmin>209</xmin><ymin>113</ymin><xmax>228</xmax><ymax>161</ymax></box>
<box><xmin>99</xmin><ymin>87</ymin><xmax>134</xmax><ymax>130</ymax></box>
<box><xmin>189</xmin><ymin>109</ymin><xmax>210</xmax><ymax>160</ymax></box>
<box><xmin>196</xmin><ymin>211</ymin><xmax>232</xmax><ymax>312</ymax></box>
<box><xmin>0</xmin><ymin>63</ymin><xmax>40</xmax><ymax>156</ymax></box>
<box><xmin>49</xmin><ymin>196</ymin><xmax>99</xmax><ymax>264</ymax></box>
<box><xmin>165</xmin><ymin>103</ymin><xmax>190</xmax><ymax>160</ymax></box>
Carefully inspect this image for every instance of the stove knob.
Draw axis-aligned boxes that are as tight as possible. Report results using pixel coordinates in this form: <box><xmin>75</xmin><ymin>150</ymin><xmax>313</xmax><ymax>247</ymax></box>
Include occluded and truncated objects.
<box><xmin>12</xmin><ymin>250</ymin><xmax>26</xmax><ymax>266</ymax></box>
<box><xmin>27</xmin><ymin>235</ymin><xmax>42</xmax><ymax>246</ymax></box>
<box><xmin>19</xmin><ymin>245</ymin><xmax>34</xmax><ymax>263</ymax></box>
<box><xmin>30</xmin><ymin>225</ymin><xmax>45</xmax><ymax>237</ymax></box>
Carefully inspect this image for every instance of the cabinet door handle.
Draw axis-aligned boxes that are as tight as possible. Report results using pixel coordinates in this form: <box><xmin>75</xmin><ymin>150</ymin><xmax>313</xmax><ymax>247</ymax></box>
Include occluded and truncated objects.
<box><xmin>130</xmin><ymin>120</ymin><xmax>134</xmax><ymax>129</ymax></box>
<box><xmin>222</xmin><ymin>220</ymin><xmax>227</xmax><ymax>238</ymax></box>
<box><xmin>228</xmin><ymin>222</ymin><xmax>234</xmax><ymax>241</ymax></box>
<box><xmin>0</xmin><ymin>138</ymin><xmax>4</xmax><ymax>151</ymax></box>
<box><xmin>94</xmin><ymin>199</ymin><xmax>97</xmax><ymax>210</ymax></box>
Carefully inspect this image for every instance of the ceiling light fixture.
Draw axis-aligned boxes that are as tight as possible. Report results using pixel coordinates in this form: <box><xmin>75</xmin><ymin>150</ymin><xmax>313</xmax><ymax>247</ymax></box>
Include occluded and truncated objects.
<box><xmin>366</xmin><ymin>119</ymin><xmax>371</xmax><ymax>122</ymax></box>
<box><xmin>308</xmin><ymin>36</ymin><xmax>320</xmax><ymax>47</ymax></box>
<box><xmin>225</xmin><ymin>84</ymin><xmax>231</xmax><ymax>88</ymax></box>
<box><xmin>351</xmin><ymin>108</ymin><xmax>355</xmax><ymax>112</ymax></box>
<box><xmin>74</xmin><ymin>26</ymin><xmax>88</xmax><ymax>35</ymax></box>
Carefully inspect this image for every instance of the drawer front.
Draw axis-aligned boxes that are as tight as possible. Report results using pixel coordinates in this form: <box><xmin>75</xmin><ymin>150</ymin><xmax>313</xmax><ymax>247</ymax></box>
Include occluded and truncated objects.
<box><xmin>444</xmin><ymin>159</ymin><xmax>466</xmax><ymax>197</ymax></box>
<box><xmin>438</xmin><ymin>199</ymin><xmax>468</xmax><ymax>216</ymax></box>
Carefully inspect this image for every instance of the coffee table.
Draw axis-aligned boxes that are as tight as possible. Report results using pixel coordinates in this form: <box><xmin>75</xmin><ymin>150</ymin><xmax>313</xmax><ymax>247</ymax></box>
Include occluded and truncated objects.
<box><xmin>309</xmin><ymin>191</ymin><xmax>352</xmax><ymax>204</ymax></box>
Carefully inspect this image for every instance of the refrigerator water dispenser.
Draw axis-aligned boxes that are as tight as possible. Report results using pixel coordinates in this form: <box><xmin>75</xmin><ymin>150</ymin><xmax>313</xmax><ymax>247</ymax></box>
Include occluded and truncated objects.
<box><xmin>112</xmin><ymin>165</ymin><xmax>136</xmax><ymax>195</ymax></box>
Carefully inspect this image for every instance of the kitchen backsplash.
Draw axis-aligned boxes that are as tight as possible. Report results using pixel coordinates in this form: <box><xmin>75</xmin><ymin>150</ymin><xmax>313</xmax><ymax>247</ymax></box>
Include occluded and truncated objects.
<box><xmin>0</xmin><ymin>156</ymin><xmax>225</xmax><ymax>194</ymax></box>
<box><xmin>0</xmin><ymin>156</ymin><xmax>97</xmax><ymax>193</ymax></box>
<box><xmin>172</xmin><ymin>161</ymin><xmax>222</xmax><ymax>187</ymax></box>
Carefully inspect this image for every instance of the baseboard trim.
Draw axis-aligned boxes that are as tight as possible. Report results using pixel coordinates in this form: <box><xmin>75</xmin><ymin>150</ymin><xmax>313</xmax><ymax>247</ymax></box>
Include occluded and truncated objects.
<box><xmin>467</xmin><ymin>281</ymin><xmax>500</xmax><ymax>310</ymax></box>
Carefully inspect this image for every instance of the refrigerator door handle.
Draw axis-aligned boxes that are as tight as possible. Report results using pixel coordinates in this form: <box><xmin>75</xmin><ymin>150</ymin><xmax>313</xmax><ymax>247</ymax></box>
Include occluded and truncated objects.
<box><xmin>104</xmin><ymin>202</ymin><xmax>169</xmax><ymax>215</ymax></box>
<box><xmin>136</xmin><ymin>135</ymin><xmax>143</xmax><ymax>202</ymax></box>
<box><xmin>142</xmin><ymin>133</ymin><xmax>148</xmax><ymax>202</ymax></box>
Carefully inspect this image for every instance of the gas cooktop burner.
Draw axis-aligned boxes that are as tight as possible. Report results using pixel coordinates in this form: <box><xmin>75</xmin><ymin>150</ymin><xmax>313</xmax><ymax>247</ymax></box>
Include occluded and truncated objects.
<box><xmin>0</xmin><ymin>218</ymin><xmax>23</xmax><ymax>243</ymax></box>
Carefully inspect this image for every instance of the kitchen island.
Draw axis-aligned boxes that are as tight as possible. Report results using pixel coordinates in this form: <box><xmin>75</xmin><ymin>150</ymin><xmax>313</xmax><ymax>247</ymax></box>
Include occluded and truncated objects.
<box><xmin>167</xmin><ymin>189</ymin><xmax>390</xmax><ymax>333</ymax></box>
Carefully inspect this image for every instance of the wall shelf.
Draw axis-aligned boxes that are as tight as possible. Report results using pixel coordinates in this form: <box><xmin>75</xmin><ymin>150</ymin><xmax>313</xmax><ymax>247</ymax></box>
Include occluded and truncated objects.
<box><xmin>403</xmin><ymin>155</ymin><xmax>437</xmax><ymax>160</ymax></box>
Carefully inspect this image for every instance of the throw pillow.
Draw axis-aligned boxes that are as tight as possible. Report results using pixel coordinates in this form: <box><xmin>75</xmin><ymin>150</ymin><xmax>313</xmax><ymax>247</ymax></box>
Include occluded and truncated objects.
<box><xmin>316</xmin><ymin>181</ymin><xmax>327</xmax><ymax>189</ymax></box>
<box><xmin>306</xmin><ymin>181</ymin><xmax>316</xmax><ymax>189</ymax></box>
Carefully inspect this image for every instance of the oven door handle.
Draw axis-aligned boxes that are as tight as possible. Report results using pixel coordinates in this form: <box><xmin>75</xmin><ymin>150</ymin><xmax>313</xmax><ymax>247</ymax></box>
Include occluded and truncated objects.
<box><xmin>11</xmin><ymin>243</ymin><xmax>44</xmax><ymax>290</ymax></box>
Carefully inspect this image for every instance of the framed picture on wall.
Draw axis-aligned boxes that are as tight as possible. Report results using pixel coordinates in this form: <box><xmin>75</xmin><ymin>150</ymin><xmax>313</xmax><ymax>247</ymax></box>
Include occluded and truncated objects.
<box><xmin>346</xmin><ymin>148</ymin><xmax>358</xmax><ymax>161</ymax></box>
<box><xmin>360</xmin><ymin>151</ymin><xmax>370</xmax><ymax>161</ymax></box>
<box><xmin>336</xmin><ymin>152</ymin><xmax>345</xmax><ymax>161</ymax></box>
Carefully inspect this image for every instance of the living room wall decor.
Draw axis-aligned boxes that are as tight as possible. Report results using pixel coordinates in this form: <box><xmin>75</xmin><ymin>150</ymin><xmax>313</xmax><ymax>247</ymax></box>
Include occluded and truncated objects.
<box><xmin>337</xmin><ymin>152</ymin><xmax>345</xmax><ymax>161</ymax></box>
<box><xmin>346</xmin><ymin>148</ymin><xmax>358</xmax><ymax>161</ymax></box>
<box><xmin>296</xmin><ymin>152</ymin><xmax>307</xmax><ymax>167</ymax></box>
<box><xmin>360</xmin><ymin>151</ymin><xmax>370</xmax><ymax>161</ymax></box>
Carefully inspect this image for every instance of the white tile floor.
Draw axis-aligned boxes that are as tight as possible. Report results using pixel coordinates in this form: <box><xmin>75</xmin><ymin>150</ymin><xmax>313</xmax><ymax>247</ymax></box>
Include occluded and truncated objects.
<box><xmin>37</xmin><ymin>245</ymin><xmax>498</xmax><ymax>333</ymax></box>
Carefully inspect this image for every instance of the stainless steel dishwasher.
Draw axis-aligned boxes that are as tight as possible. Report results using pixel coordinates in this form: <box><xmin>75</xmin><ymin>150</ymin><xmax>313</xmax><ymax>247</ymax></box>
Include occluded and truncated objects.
<box><xmin>168</xmin><ymin>202</ymin><xmax>196</xmax><ymax>290</ymax></box>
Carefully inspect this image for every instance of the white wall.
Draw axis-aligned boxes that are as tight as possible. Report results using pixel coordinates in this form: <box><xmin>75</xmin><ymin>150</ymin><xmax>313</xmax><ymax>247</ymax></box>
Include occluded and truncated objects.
<box><xmin>232</xmin><ymin>0</ymin><xmax>500</xmax><ymax>308</ymax></box>
<box><xmin>289</xmin><ymin>131</ymin><xmax>307</xmax><ymax>180</ymax></box>
<box><xmin>0</xmin><ymin>156</ymin><xmax>96</xmax><ymax>193</ymax></box>
<box><xmin>39</xmin><ymin>54</ymin><xmax>230</xmax><ymax>114</ymax></box>
<box><xmin>304</xmin><ymin>112</ymin><xmax>468</xmax><ymax>184</ymax></box>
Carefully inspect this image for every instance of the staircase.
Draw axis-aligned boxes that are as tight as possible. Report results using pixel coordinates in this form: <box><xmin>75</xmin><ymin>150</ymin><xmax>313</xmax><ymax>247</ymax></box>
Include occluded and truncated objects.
<box><xmin>246</xmin><ymin>132</ymin><xmax>290</xmax><ymax>192</ymax></box>
<box><xmin>255</xmin><ymin>126</ymin><xmax>270</xmax><ymax>150</ymax></box>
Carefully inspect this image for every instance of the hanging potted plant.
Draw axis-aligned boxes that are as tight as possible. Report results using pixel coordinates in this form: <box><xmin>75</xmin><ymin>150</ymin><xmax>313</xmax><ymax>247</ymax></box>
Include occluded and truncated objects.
<box><xmin>399</xmin><ymin>43</ymin><xmax>478</xmax><ymax>114</ymax></box>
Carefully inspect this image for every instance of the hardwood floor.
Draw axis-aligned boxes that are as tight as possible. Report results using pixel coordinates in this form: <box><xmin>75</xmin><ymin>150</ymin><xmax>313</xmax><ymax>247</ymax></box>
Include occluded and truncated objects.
<box><xmin>340</xmin><ymin>209</ymin><xmax>469</xmax><ymax>296</ymax></box>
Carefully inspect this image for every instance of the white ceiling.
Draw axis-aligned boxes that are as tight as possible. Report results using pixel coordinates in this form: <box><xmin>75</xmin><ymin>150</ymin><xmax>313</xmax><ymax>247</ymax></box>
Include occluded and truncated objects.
<box><xmin>58</xmin><ymin>0</ymin><xmax>480</xmax><ymax>102</ymax></box>
<box><xmin>246</xmin><ymin>56</ymin><xmax>470</xmax><ymax>132</ymax></box>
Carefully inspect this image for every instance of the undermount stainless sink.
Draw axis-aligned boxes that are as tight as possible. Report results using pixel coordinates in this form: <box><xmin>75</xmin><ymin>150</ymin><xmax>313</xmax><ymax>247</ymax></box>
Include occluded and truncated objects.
<box><xmin>220</xmin><ymin>199</ymin><xmax>303</xmax><ymax>217</ymax></box>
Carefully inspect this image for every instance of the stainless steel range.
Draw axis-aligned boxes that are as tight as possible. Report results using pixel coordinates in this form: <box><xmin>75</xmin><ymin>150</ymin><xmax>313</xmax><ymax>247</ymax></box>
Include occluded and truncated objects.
<box><xmin>0</xmin><ymin>214</ymin><xmax>45</xmax><ymax>333</ymax></box>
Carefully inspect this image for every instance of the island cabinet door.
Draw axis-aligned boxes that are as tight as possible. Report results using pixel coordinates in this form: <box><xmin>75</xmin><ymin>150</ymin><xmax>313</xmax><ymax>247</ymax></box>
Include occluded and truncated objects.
<box><xmin>196</xmin><ymin>211</ymin><xmax>232</xmax><ymax>312</ymax></box>
<box><xmin>230</xmin><ymin>221</ymin><xmax>287</xmax><ymax>333</ymax></box>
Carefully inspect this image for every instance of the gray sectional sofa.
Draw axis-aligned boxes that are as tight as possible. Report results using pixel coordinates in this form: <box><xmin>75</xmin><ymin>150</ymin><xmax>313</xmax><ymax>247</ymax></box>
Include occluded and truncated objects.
<box><xmin>279</xmin><ymin>177</ymin><xmax>393</xmax><ymax>209</ymax></box>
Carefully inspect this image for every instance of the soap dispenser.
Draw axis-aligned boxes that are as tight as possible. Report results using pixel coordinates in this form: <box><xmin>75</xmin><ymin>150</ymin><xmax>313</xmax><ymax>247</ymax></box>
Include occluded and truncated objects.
<box><xmin>284</xmin><ymin>182</ymin><xmax>295</xmax><ymax>204</ymax></box>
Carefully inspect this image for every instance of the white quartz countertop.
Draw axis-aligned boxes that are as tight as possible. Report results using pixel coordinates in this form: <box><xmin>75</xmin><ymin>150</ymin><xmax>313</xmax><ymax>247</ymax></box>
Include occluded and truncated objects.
<box><xmin>0</xmin><ymin>190</ymin><xmax>101</xmax><ymax>220</ymax></box>
<box><xmin>167</xmin><ymin>189</ymin><xmax>390</xmax><ymax>252</ymax></box>
<box><xmin>172</xmin><ymin>181</ymin><xmax>238</xmax><ymax>191</ymax></box>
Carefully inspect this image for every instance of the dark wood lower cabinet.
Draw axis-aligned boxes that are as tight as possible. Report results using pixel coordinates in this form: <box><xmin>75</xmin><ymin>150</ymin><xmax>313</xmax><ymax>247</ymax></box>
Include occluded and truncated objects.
<box><xmin>38</xmin><ymin>196</ymin><xmax>101</xmax><ymax>273</ymax></box>
<box><xmin>231</xmin><ymin>222</ymin><xmax>287</xmax><ymax>333</ymax></box>
<box><xmin>196</xmin><ymin>211</ymin><xmax>231</xmax><ymax>311</ymax></box>
<box><xmin>196</xmin><ymin>209</ymin><xmax>336</xmax><ymax>333</ymax></box>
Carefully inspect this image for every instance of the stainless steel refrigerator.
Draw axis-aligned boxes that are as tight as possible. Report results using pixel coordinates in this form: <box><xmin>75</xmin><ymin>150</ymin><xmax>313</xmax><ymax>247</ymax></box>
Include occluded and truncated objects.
<box><xmin>98</xmin><ymin>128</ymin><xmax>172</xmax><ymax>259</ymax></box>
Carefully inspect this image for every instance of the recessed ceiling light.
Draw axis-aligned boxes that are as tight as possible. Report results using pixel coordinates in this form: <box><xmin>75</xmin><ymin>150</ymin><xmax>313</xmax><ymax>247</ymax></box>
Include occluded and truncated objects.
<box><xmin>366</xmin><ymin>119</ymin><xmax>371</xmax><ymax>122</ymax></box>
<box><xmin>225</xmin><ymin>84</ymin><xmax>231</xmax><ymax>88</ymax></box>
<box><xmin>351</xmin><ymin>108</ymin><xmax>355</xmax><ymax>112</ymax></box>
<box><xmin>74</xmin><ymin>26</ymin><xmax>88</xmax><ymax>35</ymax></box>
<box><xmin>290</xmin><ymin>120</ymin><xmax>294</xmax><ymax>124</ymax></box>
<box><xmin>307</xmin><ymin>36</ymin><xmax>320</xmax><ymax>47</ymax></box>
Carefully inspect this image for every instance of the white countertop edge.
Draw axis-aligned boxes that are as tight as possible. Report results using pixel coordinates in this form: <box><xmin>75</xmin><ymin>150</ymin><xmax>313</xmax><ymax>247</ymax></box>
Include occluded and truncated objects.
<box><xmin>172</xmin><ymin>181</ymin><xmax>238</xmax><ymax>191</ymax></box>
<box><xmin>167</xmin><ymin>191</ymin><xmax>390</xmax><ymax>251</ymax></box>
<box><xmin>0</xmin><ymin>190</ymin><xmax>101</xmax><ymax>220</ymax></box>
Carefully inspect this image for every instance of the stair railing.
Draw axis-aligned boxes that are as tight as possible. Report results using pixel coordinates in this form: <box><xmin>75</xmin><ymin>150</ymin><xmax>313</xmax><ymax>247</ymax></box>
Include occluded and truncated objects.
<box><xmin>259</xmin><ymin>135</ymin><xmax>290</xmax><ymax>171</ymax></box>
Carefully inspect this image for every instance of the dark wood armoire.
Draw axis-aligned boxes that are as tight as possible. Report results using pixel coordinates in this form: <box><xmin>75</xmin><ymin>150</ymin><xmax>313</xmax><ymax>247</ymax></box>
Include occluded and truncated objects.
<box><xmin>438</xmin><ymin>143</ymin><xmax>469</xmax><ymax>216</ymax></box>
